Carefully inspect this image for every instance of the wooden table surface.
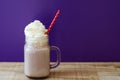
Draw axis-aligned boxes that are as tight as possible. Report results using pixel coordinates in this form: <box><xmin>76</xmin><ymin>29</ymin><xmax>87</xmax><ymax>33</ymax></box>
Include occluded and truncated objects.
<box><xmin>0</xmin><ymin>62</ymin><xmax>120</xmax><ymax>80</ymax></box>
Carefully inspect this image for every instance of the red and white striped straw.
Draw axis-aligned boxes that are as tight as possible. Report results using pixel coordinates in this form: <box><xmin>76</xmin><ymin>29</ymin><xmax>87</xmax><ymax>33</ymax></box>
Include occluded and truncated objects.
<box><xmin>45</xmin><ymin>10</ymin><xmax>60</xmax><ymax>34</ymax></box>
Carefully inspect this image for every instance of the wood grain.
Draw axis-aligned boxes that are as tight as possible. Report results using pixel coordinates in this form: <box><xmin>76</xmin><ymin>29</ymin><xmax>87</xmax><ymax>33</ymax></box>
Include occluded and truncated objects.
<box><xmin>0</xmin><ymin>62</ymin><xmax>120</xmax><ymax>80</ymax></box>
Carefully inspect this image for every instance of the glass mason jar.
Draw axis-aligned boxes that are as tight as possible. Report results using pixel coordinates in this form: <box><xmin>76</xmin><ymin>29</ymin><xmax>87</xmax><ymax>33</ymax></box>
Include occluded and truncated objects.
<box><xmin>24</xmin><ymin>35</ymin><xmax>61</xmax><ymax>78</ymax></box>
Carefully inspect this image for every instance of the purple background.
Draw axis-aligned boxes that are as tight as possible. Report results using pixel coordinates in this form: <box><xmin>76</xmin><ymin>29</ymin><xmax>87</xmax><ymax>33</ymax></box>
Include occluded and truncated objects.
<box><xmin>0</xmin><ymin>0</ymin><xmax>120</xmax><ymax>62</ymax></box>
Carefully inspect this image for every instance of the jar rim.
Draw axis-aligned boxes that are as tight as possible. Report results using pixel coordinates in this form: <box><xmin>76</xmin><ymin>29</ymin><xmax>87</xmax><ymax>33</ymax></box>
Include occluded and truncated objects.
<box><xmin>25</xmin><ymin>35</ymin><xmax>48</xmax><ymax>38</ymax></box>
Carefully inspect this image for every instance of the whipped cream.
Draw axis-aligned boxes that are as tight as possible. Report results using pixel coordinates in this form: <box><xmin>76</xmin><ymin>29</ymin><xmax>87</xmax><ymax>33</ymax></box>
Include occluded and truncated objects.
<box><xmin>25</xmin><ymin>20</ymin><xmax>47</xmax><ymax>37</ymax></box>
<box><xmin>24</xmin><ymin>20</ymin><xmax>48</xmax><ymax>47</ymax></box>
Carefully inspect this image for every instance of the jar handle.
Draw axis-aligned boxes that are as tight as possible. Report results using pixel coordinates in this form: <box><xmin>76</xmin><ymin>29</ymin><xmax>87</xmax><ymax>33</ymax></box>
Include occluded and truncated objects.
<box><xmin>50</xmin><ymin>46</ymin><xmax>61</xmax><ymax>69</ymax></box>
